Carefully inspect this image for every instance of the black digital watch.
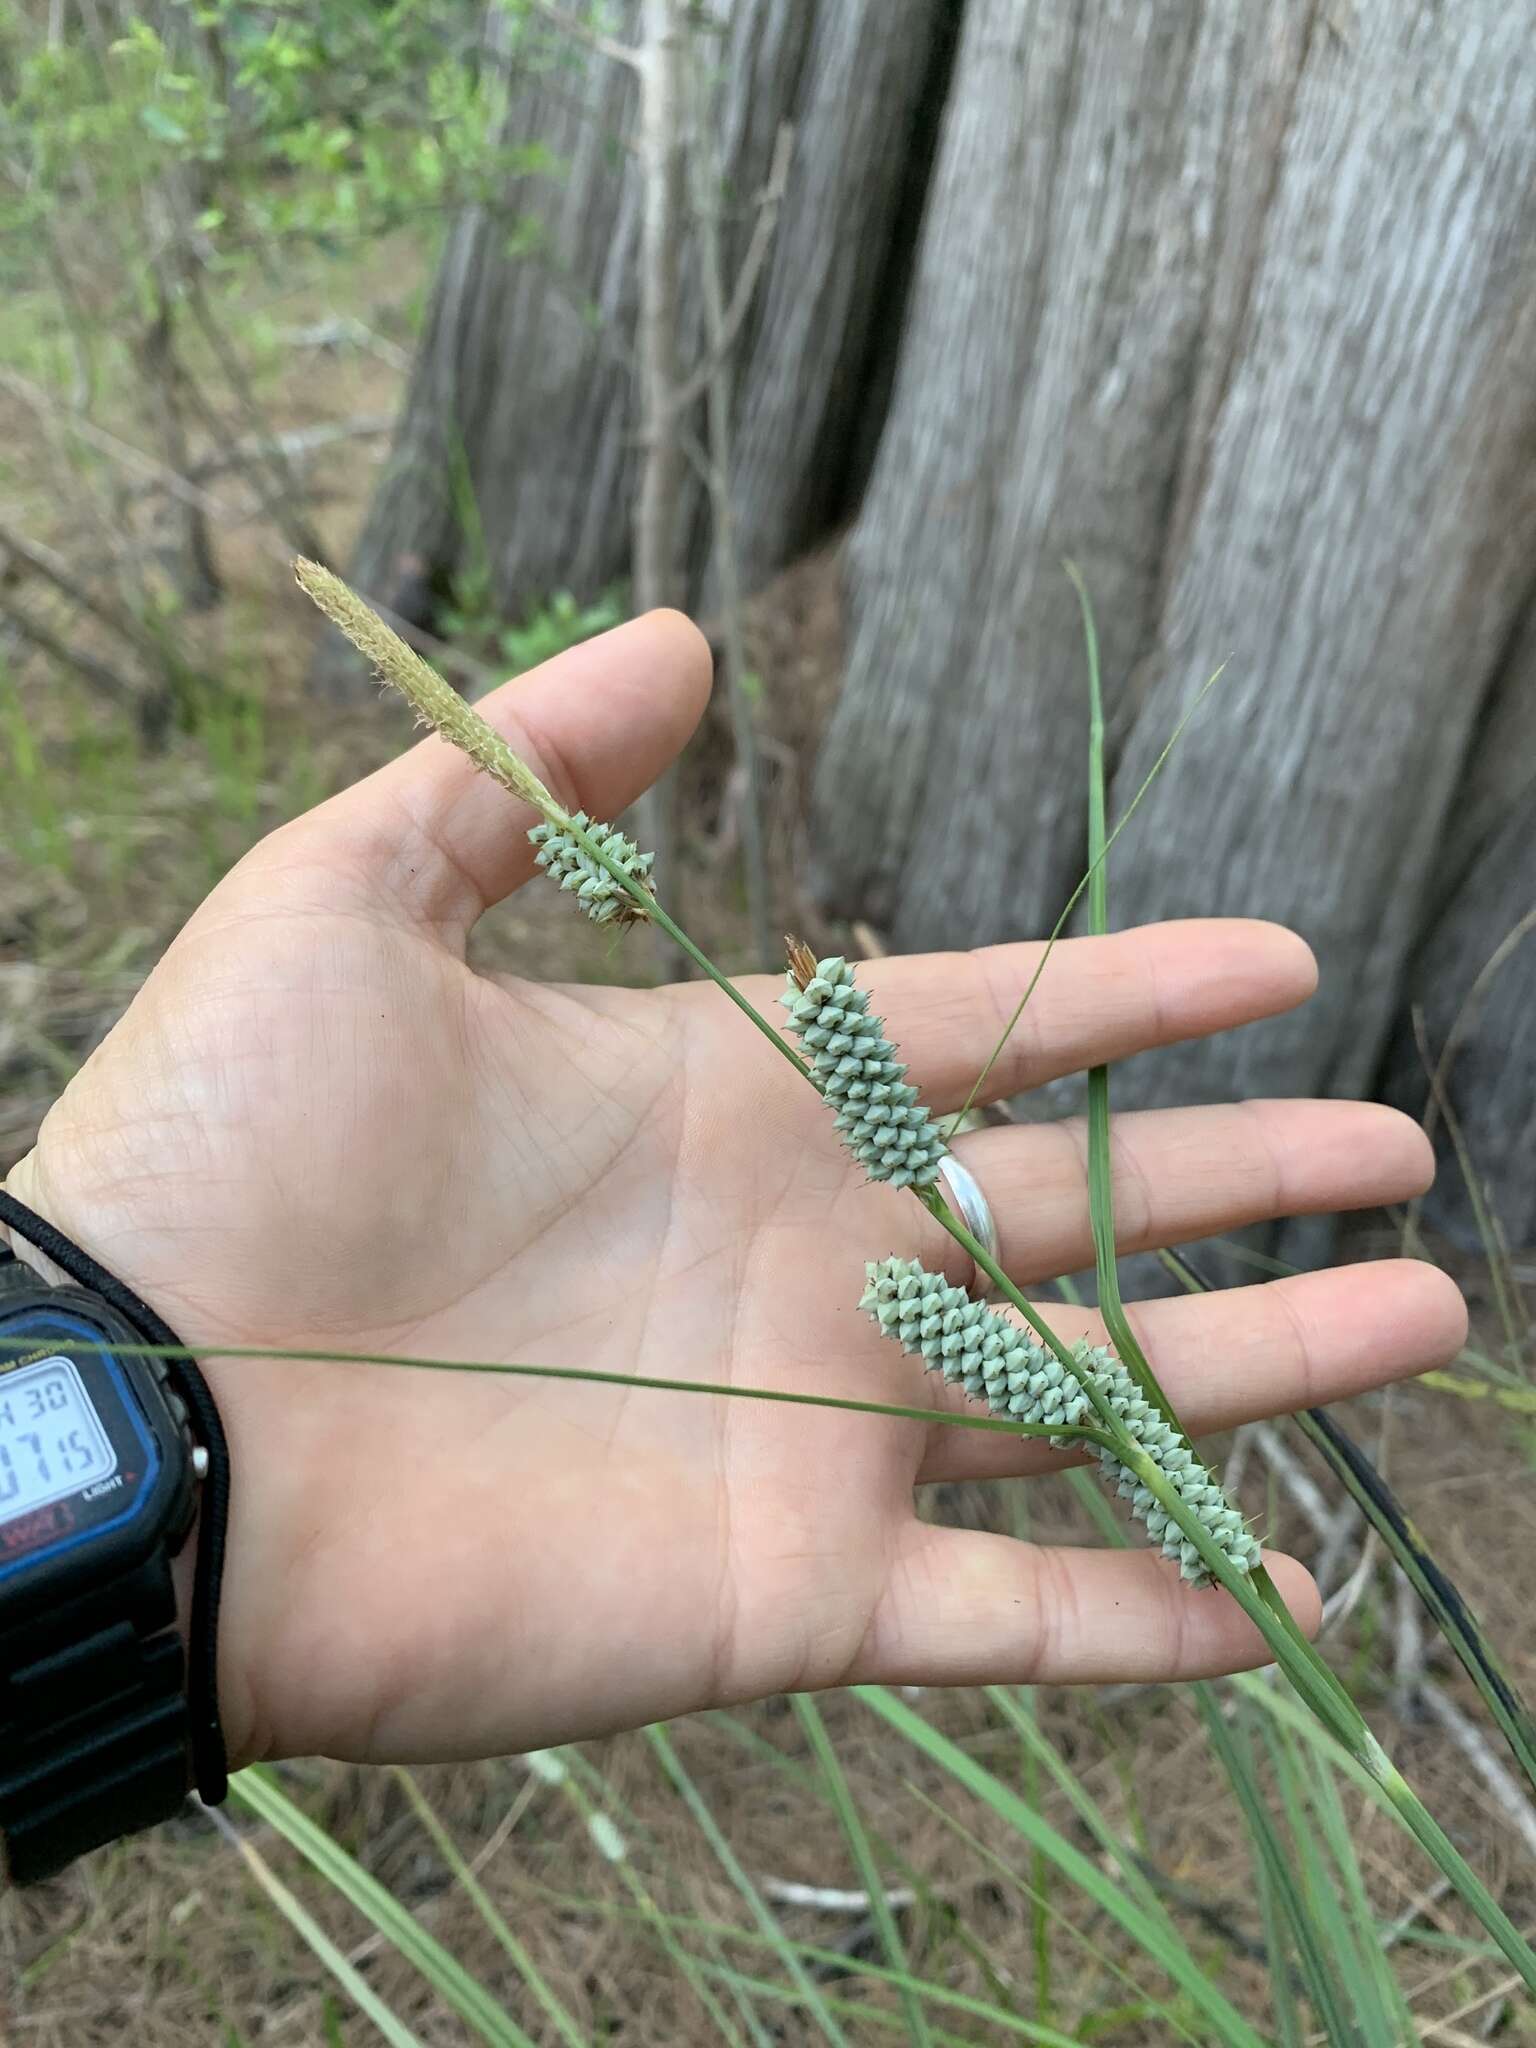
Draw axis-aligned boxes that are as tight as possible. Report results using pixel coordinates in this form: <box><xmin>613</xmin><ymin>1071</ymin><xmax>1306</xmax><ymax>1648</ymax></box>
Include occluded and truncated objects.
<box><xmin>0</xmin><ymin>1250</ymin><xmax>209</xmax><ymax>1884</ymax></box>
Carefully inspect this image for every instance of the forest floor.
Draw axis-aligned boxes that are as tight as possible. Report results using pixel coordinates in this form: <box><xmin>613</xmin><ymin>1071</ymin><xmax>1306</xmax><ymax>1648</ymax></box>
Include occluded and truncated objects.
<box><xmin>3</xmin><ymin>241</ymin><xmax>1535</xmax><ymax>2046</ymax></box>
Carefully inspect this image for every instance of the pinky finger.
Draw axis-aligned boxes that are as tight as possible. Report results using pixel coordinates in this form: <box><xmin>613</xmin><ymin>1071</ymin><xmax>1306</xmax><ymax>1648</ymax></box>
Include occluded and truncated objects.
<box><xmin>847</xmin><ymin>1525</ymin><xmax>1321</xmax><ymax>1689</ymax></box>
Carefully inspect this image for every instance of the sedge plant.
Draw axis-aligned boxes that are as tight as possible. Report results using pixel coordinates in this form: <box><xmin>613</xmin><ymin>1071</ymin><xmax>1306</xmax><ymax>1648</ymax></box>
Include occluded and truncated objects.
<box><xmin>292</xmin><ymin>557</ymin><xmax>1536</xmax><ymax>1998</ymax></box>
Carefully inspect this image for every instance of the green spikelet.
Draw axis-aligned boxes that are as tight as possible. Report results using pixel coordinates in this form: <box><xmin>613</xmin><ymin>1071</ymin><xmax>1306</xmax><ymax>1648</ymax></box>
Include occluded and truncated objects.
<box><xmin>780</xmin><ymin>957</ymin><xmax>947</xmax><ymax>1189</ymax></box>
<box><xmin>528</xmin><ymin>812</ymin><xmax>656</xmax><ymax>926</ymax></box>
<box><xmin>860</xmin><ymin>1257</ymin><xmax>1261</xmax><ymax>1585</ymax></box>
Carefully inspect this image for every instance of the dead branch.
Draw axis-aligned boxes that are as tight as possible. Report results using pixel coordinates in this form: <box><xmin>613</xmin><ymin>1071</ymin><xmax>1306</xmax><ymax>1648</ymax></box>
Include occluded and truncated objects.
<box><xmin>524</xmin><ymin>0</ymin><xmax>640</xmax><ymax>71</ymax></box>
<box><xmin>0</xmin><ymin>593</ymin><xmax>136</xmax><ymax>706</ymax></box>
<box><xmin>669</xmin><ymin>121</ymin><xmax>794</xmax><ymax>418</ymax></box>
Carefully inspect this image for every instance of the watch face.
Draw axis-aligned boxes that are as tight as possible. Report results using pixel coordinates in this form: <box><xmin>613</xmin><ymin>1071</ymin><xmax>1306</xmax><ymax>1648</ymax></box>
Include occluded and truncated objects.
<box><xmin>0</xmin><ymin>1355</ymin><xmax>119</xmax><ymax>1518</ymax></box>
<box><xmin>0</xmin><ymin>1306</ymin><xmax>167</xmax><ymax>1582</ymax></box>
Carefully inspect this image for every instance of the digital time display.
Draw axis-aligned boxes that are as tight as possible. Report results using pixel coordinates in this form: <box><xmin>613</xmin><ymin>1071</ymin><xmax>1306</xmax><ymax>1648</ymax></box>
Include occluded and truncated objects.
<box><xmin>0</xmin><ymin>1355</ymin><xmax>118</xmax><ymax>1525</ymax></box>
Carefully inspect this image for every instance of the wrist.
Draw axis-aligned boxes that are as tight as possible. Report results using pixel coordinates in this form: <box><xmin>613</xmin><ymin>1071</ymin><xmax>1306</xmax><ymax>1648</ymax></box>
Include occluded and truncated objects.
<box><xmin>0</xmin><ymin>1186</ymin><xmax>234</xmax><ymax>1873</ymax></box>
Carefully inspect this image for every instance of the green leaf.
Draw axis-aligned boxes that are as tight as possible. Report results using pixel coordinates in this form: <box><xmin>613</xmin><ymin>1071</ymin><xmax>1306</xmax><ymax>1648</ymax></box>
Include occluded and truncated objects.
<box><xmin>229</xmin><ymin>1769</ymin><xmax>537</xmax><ymax>2048</ymax></box>
<box><xmin>391</xmin><ymin>1770</ymin><xmax>589</xmax><ymax>2048</ymax></box>
<box><xmin>792</xmin><ymin>1695</ymin><xmax>932</xmax><ymax>2048</ymax></box>
<box><xmin>856</xmin><ymin>1687</ymin><xmax>1271</xmax><ymax>2048</ymax></box>
<box><xmin>218</xmin><ymin>1816</ymin><xmax>426</xmax><ymax>2048</ymax></box>
<box><xmin>646</xmin><ymin>1723</ymin><xmax>851</xmax><ymax>2047</ymax></box>
<box><xmin>139</xmin><ymin>104</ymin><xmax>189</xmax><ymax>144</ymax></box>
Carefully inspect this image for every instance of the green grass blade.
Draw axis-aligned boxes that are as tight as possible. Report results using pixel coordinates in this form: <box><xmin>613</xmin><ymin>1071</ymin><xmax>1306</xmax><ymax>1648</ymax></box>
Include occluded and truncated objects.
<box><xmin>10</xmin><ymin>1330</ymin><xmax>1100</xmax><ymax>1451</ymax></box>
<box><xmin>1160</xmin><ymin>1245</ymin><xmax>1536</xmax><ymax>1807</ymax></box>
<box><xmin>1067</xmin><ymin>1459</ymin><xmax>1351</xmax><ymax>2044</ymax></box>
<box><xmin>1007</xmin><ymin>1681</ymin><xmax>1054</xmax><ymax>2026</ymax></box>
<box><xmin>228</xmin><ymin>1769</ymin><xmax>536</xmax><ymax>2048</ymax></box>
<box><xmin>904</xmin><ymin>1772</ymin><xmax>1220</xmax><ymax>2044</ymax></box>
<box><xmin>539</xmin><ymin>1748</ymin><xmax>758</xmax><ymax>2048</ymax></box>
<box><xmin>1068</xmin><ymin>559</ymin><xmax>1179</xmax><ymax>1435</ymax></box>
<box><xmin>791</xmin><ymin>1694</ymin><xmax>932</xmax><ymax>2048</ymax></box>
<box><xmin>1294</xmin><ymin>1403</ymin><xmax>1536</xmax><ymax>1803</ymax></box>
<box><xmin>210</xmin><ymin>1808</ymin><xmax>427</xmax><ymax>2048</ymax></box>
<box><xmin>982</xmin><ymin>1687</ymin><xmax>1179</xmax><ymax>1936</ymax></box>
<box><xmin>1246</xmin><ymin>1836</ymin><xmax>1306</xmax><ymax>2048</ymax></box>
<box><xmin>1303</xmin><ymin>1745</ymin><xmax>1421</xmax><ymax>2045</ymax></box>
<box><xmin>1261</xmin><ymin>1712</ymin><xmax>1384</xmax><ymax>2048</ymax></box>
<box><xmin>1060</xmin><ymin>570</ymin><xmax>1536</xmax><ymax>1990</ymax></box>
<box><xmin>1190</xmin><ymin>1694</ymin><xmax>1321</xmax><ymax>2048</ymax></box>
<box><xmin>390</xmin><ymin>1769</ymin><xmax>590</xmax><ymax>2048</ymax></box>
<box><xmin>855</xmin><ymin>1686</ymin><xmax>1272</xmax><ymax>2048</ymax></box>
<box><xmin>646</xmin><ymin>1722</ymin><xmax>851</xmax><ymax>2047</ymax></box>
<box><xmin>946</xmin><ymin>654</ymin><xmax>1229</xmax><ymax>1136</ymax></box>
<box><xmin>689</xmin><ymin>1959</ymin><xmax>1076</xmax><ymax>2048</ymax></box>
<box><xmin>517</xmin><ymin>1880</ymin><xmax>1093</xmax><ymax>2044</ymax></box>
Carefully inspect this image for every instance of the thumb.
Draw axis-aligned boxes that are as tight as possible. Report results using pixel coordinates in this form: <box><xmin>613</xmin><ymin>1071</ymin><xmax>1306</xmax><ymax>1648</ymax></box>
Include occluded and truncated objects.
<box><xmin>301</xmin><ymin>608</ymin><xmax>712</xmax><ymax>939</ymax></box>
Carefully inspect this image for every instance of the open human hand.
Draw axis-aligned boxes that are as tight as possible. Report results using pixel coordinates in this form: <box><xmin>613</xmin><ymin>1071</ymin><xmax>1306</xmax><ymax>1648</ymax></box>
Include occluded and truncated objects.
<box><xmin>2</xmin><ymin>611</ymin><xmax>1465</xmax><ymax>1769</ymax></box>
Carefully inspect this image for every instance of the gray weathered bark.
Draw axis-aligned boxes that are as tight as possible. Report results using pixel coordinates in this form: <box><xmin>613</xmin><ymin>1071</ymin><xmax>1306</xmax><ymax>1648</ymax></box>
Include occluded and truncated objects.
<box><xmin>816</xmin><ymin>2</ymin><xmax>1536</xmax><ymax>1240</ymax></box>
<box><xmin>317</xmin><ymin>0</ymin><xmax>951</xmax><ymax>698</ymax></box>
<box><xmin>1382</xmin><ymin>598</ymin><xmax>1536</xmax><ymax>1248</ymax></box>
<box><xmin>812</xmin><ymin>0</ymin><xmax>1312</xmax><ymax>943</ymax></box>
<box><xmin>1104</xmin><ymin>3</ymin><xmax>1536</xmax><ymax>1118</ymax></box>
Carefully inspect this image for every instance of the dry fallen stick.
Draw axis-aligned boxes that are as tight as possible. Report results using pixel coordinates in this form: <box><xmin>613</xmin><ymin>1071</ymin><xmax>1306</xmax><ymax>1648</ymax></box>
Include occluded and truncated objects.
<box><xmin>759</xmin><ymin>1876</ymin><xmax>916</xmax><ymax>1914</ymax></box>
<box><xmin>1419</xmin><ymin>1680</ymin><xmax>1536</xmax><ymax>1862</ymax></box>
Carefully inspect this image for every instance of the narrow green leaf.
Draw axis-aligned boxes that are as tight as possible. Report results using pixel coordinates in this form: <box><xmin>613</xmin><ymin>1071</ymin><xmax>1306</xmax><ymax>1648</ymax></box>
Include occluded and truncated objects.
<box><xmin>1304</xmin><ymin>1747</ymin><xmax>1421</xmax><ymax>2046</ymax></box>
<box><xmin>1215</xmin><ymin>1696</ymin><xmax>1359</xmax><ymax>2045</ymax></box>
<box><xmin>855</xmin><ymin>1687</ymin><xmax>1271</xmax><ymax>2048</ymax></box>
<box><xmin>391</xmin><ymin>1770</ymin><xmax>589</xmax><ymax>2048</ymax></box>
<box><xmin>646</xmin><ymin>1723</ymin><xmax>850</xmax><ymax>2047</ymax></box>
<box><xmin>1160</xmin><ymin>1245</ymin><xmax>1536</xmax><ymax>1808</ymax></box>
<box><xmin>214</xmin><ymin>1811</ymin><xmax>426</xmax><ymax>2048</ymax></box>
<box><xmin>229</xmin><ymin>1770</ymin><xmax>535</xmax><ymax>2048</ymax></box>
<box><xmin>545</xmin><ymin>1750</ymin><xmax>756</xmax><ymax>2048</ymax></box>
<box><xmin>791</xmin><ymin>1695</ymin><xmax>932</xmax><ymax>2048</ymax></box>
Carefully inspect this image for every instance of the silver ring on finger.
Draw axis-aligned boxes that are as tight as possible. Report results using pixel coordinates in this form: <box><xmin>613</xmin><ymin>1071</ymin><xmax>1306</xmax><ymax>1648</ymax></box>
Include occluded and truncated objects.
<box><xmin>936</xmin><ymin>1150</ymin><xmax>999</xmax><ymax>1299</ymax></box>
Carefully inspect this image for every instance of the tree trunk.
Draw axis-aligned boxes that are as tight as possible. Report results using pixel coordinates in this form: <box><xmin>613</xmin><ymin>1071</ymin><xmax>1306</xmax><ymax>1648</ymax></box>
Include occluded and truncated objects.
<box><xmin>633</xmin><ymin>0</ymin><xmax>686</xmax><ymax>616</ymax></box>
<box><xmin>1381</xmin><ymin>598</ymin><xmax>1536</xmax><ymax>1249</ymax></box>
<box><xmin>316</xmin><ymin>0</ymin><xmax>953</xmax><ymax>699</ymax></box>
<box><xmin>812</xmin><ymin>0</ymin><xmax>1310</xmax><ymax>945</ymax></box>
<box><xmin>815</xmin><ymin>1</ymin><xmax>1536</xmax><ymax>1243</ymax></box>
<box><xmin>1104</xmin><ymin>3</ymin><xmax>1536</xmax><ymax>1122</ymax></box>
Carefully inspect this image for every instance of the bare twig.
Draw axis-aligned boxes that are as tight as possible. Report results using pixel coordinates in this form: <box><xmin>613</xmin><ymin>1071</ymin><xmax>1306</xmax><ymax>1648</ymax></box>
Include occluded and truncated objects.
<box><xmin>275</xmin><ymin>317</ymin><xmax>411</xmax><ymax>371</ymax></box>
<box><xmin>0</xmin><ymin>592</ymin><xmax>135</xmax><ymax>705</ymax></box>
<box><xmin>0</xmin><ymin>517</ymin><xmax>167</xmax><ymax>670</ymax></box>
<box><xmin>759</xmin><ymin>1876</ymin><xmax>916</xmax><ymax>1914</ymax></box>
<box><xmin>1420</xmin><ymin>1679</ymin><xmax>1536</xmax><ymax>1862</ymax></box>
<box><xmin>0</xmin><ymin>370</ymin><xmax>493</xmax><ymax>691</ymax></box>
<box><xmin>1248</xmin><ymin>1419</ymin><xmax>1374</xmax><ymax>1620</ymax></box>
<box><xmin>524</xmin><ymin>0</ymin><xmax>640</xmax><ymax>70</ymax></box>
<box><xmin>1379</xmin><ymin>1873</ymin><xmax>1455</xmax><ymax>1950</ymax></box>
<box><xmin>185</xmin><ymin>278</ymin><xmax>327</xmax><ymax>559</ymax></box>
<box><xmin>1251</xmin><ymin>1422</ymin><xmax>1337</xmax><ymax>1537</ymax></box>
<box><xmin>119</xmin><ymin>413</ymin><xmax>395</xmax><ymax>499</ymax></box>
<box><xmin>668</xmin><ymin>121</ymin><xmax>794</xmax><ymax>417</ymax></box>
<box><xmin>1419</xmin><ymin>1973</ymin><xmax>1525</xmax><ymax>2046</ymax></box>
<box><xmin>1393</xmin><ymin>1562</ymin><xmax>1427</xmax><ymax>1716</ymax></box>
<box><xmin>686</xmin><ymin>62</ymin><xmax>780</xmax><ymax>968</ymax></box>
<box><xmin>133</xmin><ymin>285</ymin><xmax>221</xmax><ymax>608</ymax></box>
<box><xmin>1320</xmin><ymin>1528</ymin><xmax>1380</xmax><ymax>1635</ymax></box>
<box><xmin>630</xmin><ymin>0</ymin><xmax>688</xmax><ymax>968</ymax></box>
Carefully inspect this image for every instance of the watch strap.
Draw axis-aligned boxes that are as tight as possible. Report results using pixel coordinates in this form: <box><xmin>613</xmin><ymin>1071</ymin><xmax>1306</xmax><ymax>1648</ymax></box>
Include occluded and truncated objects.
<box><xmin>0</xmin><ymin>1585</ymin><xmax>191</xmax><ymax>1885</ymax></box>
<box><xmin>0</xmin><ymin>1190</ymin><xmax>229</xmax><ymax>1814</ymax></box>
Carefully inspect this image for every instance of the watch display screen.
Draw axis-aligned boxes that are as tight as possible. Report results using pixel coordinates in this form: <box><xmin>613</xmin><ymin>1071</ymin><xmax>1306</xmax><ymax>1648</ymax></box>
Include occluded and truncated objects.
<box><xmin>0</xmin><ymin>1355</ymin><xmax>119</xmax><ymax>1523</ymax></box>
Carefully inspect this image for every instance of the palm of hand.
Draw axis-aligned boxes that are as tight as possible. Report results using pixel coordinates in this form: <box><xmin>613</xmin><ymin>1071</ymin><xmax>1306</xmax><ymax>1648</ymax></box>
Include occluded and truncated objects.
<box><xmin>5</xmin><ymin>614</ymin><xmax>1462</xmax><ymax>1766</ymax></box>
